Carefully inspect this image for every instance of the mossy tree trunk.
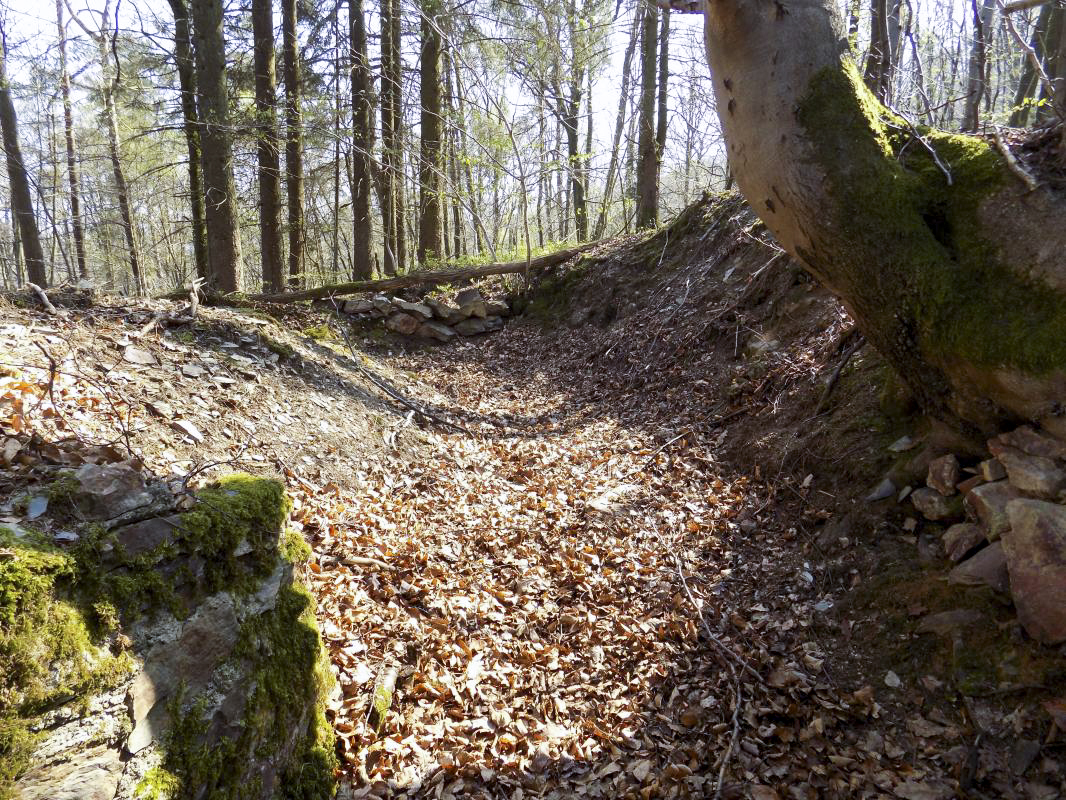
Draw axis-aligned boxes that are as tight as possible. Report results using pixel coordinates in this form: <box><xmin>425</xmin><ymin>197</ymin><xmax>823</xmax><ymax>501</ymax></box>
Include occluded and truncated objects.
<box><xmin>660</xmin><ymin>0</ymin><xmax>1066</xmax><ymax>437</ymax></box>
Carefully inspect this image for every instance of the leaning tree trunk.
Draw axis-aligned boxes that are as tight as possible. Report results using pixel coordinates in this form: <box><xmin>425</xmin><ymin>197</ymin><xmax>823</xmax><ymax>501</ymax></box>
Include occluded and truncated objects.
<box><xmin>661</xmin><ymin>0</ymin><xmax>1066</xmax><ymax>437</ymax></box>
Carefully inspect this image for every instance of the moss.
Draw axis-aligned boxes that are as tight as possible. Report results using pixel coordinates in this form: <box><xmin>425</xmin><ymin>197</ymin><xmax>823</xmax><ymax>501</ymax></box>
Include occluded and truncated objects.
<box><xmin>300</xmin><ymin>324</ymin><xmax>334</xmax><ymax>342</ymax></box>
<box><xmin>135</xmin><ymin>767</ymin><xmax>182</xmax><ymax>800</ymax></box>
<box><xmin>0</xmin><ymin>527</ymin><xmax>135</xmax><ymax>796</ymax></box>
<box><xmin>796</xmin><ymin>59</ymin><xmax>1066</xmax><ymax>377</ymax></box>
<box><xmin>524</xmin><ymin>260</ymin><xmax>593</xmax><ymax>321</ymax></box>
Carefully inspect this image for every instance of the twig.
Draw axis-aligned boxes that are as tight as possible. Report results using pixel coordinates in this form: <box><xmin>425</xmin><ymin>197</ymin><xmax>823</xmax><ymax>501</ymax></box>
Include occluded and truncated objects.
<box><xmin>713</xmin><ymin>677</ymin><xmax>743</xmax><ymax>800</ymax></box>
<box><xmin>26</xmin><ymin>283</ymin><xmax>58</xmax><ymax>315</ymax></box>
<box><xmin>992</xmin><ymin>128</ymin><xmax>1039</xmax><ymax>191</ymax></box>
<box><xmin>814</xmin><ymin>333</ymin><xmax>865</xmax><ymax>416</ymax></box>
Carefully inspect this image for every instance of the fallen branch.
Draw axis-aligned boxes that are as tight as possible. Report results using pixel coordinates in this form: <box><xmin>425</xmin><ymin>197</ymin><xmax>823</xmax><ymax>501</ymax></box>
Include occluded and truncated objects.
<box><xmin>26</xmin><ymin>283</ymin><xmax>58</xmax><ymax>315</ymax></box>
<box><xmin>250</xmin><ymin>244</ymin><xmax>598</xmax><ymax>304</ymax></box>
<box><xmin>992</xmin><ymin>128</ymin><xmax>1039</xmax><ymax>191</ymax></box>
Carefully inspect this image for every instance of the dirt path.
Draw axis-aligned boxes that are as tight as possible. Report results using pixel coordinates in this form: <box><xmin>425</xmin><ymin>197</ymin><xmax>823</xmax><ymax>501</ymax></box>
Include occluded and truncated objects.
<box><xmin>310</xmin><ymin>326</ymin><xmax>958</xmax><ymax>800</ymax></box>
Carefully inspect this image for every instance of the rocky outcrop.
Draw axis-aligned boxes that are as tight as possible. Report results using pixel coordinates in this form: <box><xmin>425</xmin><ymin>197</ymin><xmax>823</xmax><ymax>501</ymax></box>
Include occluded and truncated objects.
<box><xmin>1</xmin><ymin>466</ymin><xmax>335</xmax><ymax>799</ymax></box>
<box><xmin>340</xmin><ymin>288</ymin><xmax>511</xmax><ymax>341</ymax></box>
<box><xmin>901</xmin><ymin>423</ymin><xmax>1066</xmax><ymax>644</ymax></box>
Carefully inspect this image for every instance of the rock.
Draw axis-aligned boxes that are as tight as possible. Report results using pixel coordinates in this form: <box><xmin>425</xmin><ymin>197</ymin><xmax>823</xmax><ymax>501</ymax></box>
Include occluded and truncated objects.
<box><xmin>484</xmin><ymin>299</ymin><xmax>511</xmax><ymax>317</ymax></box>
<box><xmin>956</xmin><ymin>474</ymin><xmax>984</xmax><ymax>494</ymax></box>
<box><xmin>424</xmin><ymin>298</ymin><xmax>464</xmax><ymax>324</ymax></box>
<box><xmin>978</xmin><ymin>458</ymin><xmax>1006</xmax><ymax>482</ymax></box>
<box><xmin>111</xmin><ymin>514</ymin><xmax>185</xmax><ymax>561</ymax></box>
<box><xmin>453</xmin><ymin>318</ymin><xmax>488</xmax><ymax>336</ymax></box>
<box><xmin>911</xmin><ymin>487</ymin><xmax>963</xmax><ymax>521</ymax></box>
<box><xmin>995</xmin><ymin>446</ymin><xmax>1066</xmax><ymax>499</ymax></box>
<box><xmin>15</xmin><ymin>744</ymin><xmax>124</xmax><ymax>800</ymax></box>
<box><xmin>888</xmin><ymin>435</ymin><xmax>918</xmax><ymax>453</ymax></box>
<box><xmin>816</xmin><ymin>515</ymin><xmax>853</xmax><ymax>550</ymax></box>
<box><xmin>948</xmin><ymin>541</ymin><xmax>1009</xmax><ymax>593</ymax></box>
<box><xmin>417</xmin><ymin>321</ymin><xmax>457</xmax><ymax>342</ymax></box>
<box><xmin>384</xmin><ymin>312</ymin><xmax>420</xmax><ymax>335</ymax></box>
<box><xmin>964</xmin><ymin>480</ymin><xmax>1022</xmax><ymax>540</ymax></box>
<box><xmin>942</xmin><ymin>523</ymin><xmax>986</xmax><ymax>562</ymax></box>
<box><xmin>484</xmin><ymin>315</ymin><xmax>505</xmax><ymax>331</ymax></box>
<box><xmin>392</xmin><ymin>299</ymin><xmax>433</xmax><ymax>321</ymax></box>
<box><xmin>342</xmin><ymin>298</ymin><xmax>374</xmax><ymax>315</ymax></box>
<box><xmin>170</xmin><ymin>418</ymin><xmax>204</xmax><ymax>444</ymax></box>
<box><xmin>998</xmin><ymin>425</ymin><xmax>1066</xmax><ymax>460</ymax></box>
<box><xmin>72</xmin><ymin>463</ymin><xmax>153</xmax><ymax>520</ymax></box>
<box><xmin>1009</xmin><ymin>738</ymin><xmax>1042</xmax><ymax>776</ymax></box>
<box><xmin>927</xmin><ymin>454</ymin><xmax>961</xmax><ymax>496</ymax></box>
<box><xmin>122</xmin><ymin>346</ymin><xmax>158</xmax><ymax>366</ymax></box>
<box><xmin>371</xmin><ymin>294</ymin><xmax>394</xmax><ymax>315</ymax></box>
<box><xmin>916</xmin><ymin>609</ymin><xmax>988</xmax><ymax>637</ymax></box>
<box><xmin>866</xmin><ymin>478</ymin><xmax>896</xmax><ymax>503</ymax></box>
<box><xmin>1003</xmin><ymin>499</ymin><xmax>1066</xmax><ymax>643</ymax></box>
<box><xmin>455</xmin><ymin>288</ymin><xmax>487</xmax><ymax>318</ymax></box>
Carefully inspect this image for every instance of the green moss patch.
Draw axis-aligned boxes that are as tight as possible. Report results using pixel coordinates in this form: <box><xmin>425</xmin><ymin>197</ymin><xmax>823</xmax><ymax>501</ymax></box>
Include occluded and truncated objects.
<box><xmin>796</xmin><ymin>60</ymin><xmax>1066</xmax><ymax>377</ymax></box>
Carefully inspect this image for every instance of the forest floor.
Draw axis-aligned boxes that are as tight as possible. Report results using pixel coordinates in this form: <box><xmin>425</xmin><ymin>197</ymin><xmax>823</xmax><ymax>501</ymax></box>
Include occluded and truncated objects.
<box><xmin>2</xmin><ymin>194</ymin><xmax>1064</xmax><ymax>799</ymax></box>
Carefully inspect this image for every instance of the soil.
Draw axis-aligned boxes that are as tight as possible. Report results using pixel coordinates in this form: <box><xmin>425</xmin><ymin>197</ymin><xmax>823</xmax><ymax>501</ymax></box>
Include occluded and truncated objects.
<box><xmin>2</xmin><ymin>191</ymin><xmax>1064</xmax><ymax>799</ymax></box>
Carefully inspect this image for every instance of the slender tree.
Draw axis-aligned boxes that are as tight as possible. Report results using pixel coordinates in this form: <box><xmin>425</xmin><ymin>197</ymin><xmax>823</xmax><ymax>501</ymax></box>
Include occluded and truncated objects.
<box><xmin>190</xmin><ymin>0</ymin><xmax>242</xmax><ymax>291</ymax></box>
<box><xmin>55</xmin><ymin>0</ymin><xmax>87</xmax><ymax>280</ymax></box>
<box><xmin>350</xmin><ymin>0</ymin><xmax>374</xmax><ymax>279</ymax></box>
<box><xmin>253</xmin><ymin>0</ymin><xmax>284</xmax><ymax>292</ymax></box>
<box><xmin>418</xmin><ymin>0</ymin><xmax>443</xmax><ymax>264</ymax></box>
<box><xmin>168</xmin><ymin>0</ymin><xmax>209</xmax><ymax>283</ymax></box>
<box><xmin>636</xmin><ymin>0</ymin><xmax>659</xmax><ymax>228</ymax></box>
<box><xmin>0</xmin><ymin>22</ymin><xmax>46</xmax><ymax>287</ymax></box>
<box><xmin>283</xmin><ymin>0</ymin><xmax>305</xmax><ymax>286</ymax></box>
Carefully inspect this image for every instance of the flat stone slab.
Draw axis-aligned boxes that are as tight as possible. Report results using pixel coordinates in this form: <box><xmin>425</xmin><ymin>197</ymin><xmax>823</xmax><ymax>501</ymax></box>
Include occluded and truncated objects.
<box><xmin>948</xmin><ymin>541</ymin><xmax>1009</xmax><ymax>594</ymax></box>
<box><xmin>964</xmin><ymin>481</ymin><xmax>1022</xmax><ymax>540</ymax></box>
<box><xmin>1003</xmin><ymin>499</ymin><xmax>1066</xmax><ymax>644</ymax></box>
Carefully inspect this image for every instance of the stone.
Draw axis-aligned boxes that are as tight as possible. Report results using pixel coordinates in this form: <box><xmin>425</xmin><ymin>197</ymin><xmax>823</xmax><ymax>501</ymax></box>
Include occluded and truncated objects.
<box><xmin>392</xmin><ymin>299</ymin><xmax>433</xmax><ymax>321</ymax></box>
<box><xmin>1003</xmin><ymin>499</ymin><xmax>1066</xmax><ymax>643</ymax></box>
<box><xmin>417</xmin><ymin>321</ymin><xmax>456</xmax><ymax>342</ymax></box>
<box><xmin>998</xmin><ymin>425</ymin><xmax>1066</xmax><ymax>460</ymax></box>
<box><xmin>371</xmin><ymin>294</ymin><xmax>394</xmax><ymax>315</ymax></box>
<box><xmin>484</xmin><ymin>315</ymin><xmax>505</xmax><ymax>332</ymax></box>
<box><xmin>916</xmin><ymin>609</ymin><xmax>988</xmax><ymax>637</ymax></box>
<box><xmin>424</xmin><ymin>298</ymin><xmax>464</xmax><ymax>324</ymax></box>
<box><xmin>73</xmin><ymin>463</ymin><xmax>153</xmax><ymax>520</ymax></box>
<box><xmin>888</xmin><ymin>435</ymin><xmax>918</xmax><ymax>453</ymax></box>
<box><xmin>942</xmin><ymin>523</ymin><xmax>986</xmax><ymax>562</ymax></box>
<box><xmin>455</xmin><ymin>288</ymin><xmax>487</xmax><ymax>318</ymax></box>
<box><xmin>911</xmin><ymin>487</ymin><xmax>962</xmax><ymax>521</ymax></box>
<box><xmin>964</xmin><ymin>480</ymin><xmax>1022</xmax><ymax>540</ymax></box>
<box><xmin>956</xmin><ymin>474</ymin><xmax>984</xmax><ymax>494</ymax></box>
<box><xmin>15</xmin><ymin>744</ymin><xmax>124</xmax><ymax>800</ymax></box>
<box><xmin>384</xmin><ymin>312</ymin><xmax>420</xmax><ymax>335</ymax></box>
<box><xmin>948</xmin><ymin>541</ymin><xmax>1009</xmax><ymax>593</ymax></box>
<box><xmin>111</xmin><ymin>514</ymin><xmax>185</xmax><ymax>560</ymax></box>
<box><xmin>866</xmin><ymin>477</ymin><xmax>896</xmax><ymax>503</ymax></box>
<box><xmin>995</xmin><ymin>445</ymin><xmax>1066</xmax><ymax>499</ymax></box>
<box><xmin>342</xmin><ymin>298</ymin><xmax>374</xmax><ymax>315</ymax></box>
<box><xmin>927</xmin><ymin>454</ymin><xmax>961</xmax><ymax>496</ymax></box>
<box><xmin>484</xmin><ymin>299</ymin><xmax>511</xmax><ymax>317</ymax></box>
<box><xmin>816</xmin><ymin>515</ymin><xmax>853</xmax><ymax>550</ymax></box>
<box><xmin>453</xmin><ymin>318</ymin><xmax>488</xmax><ymax>336</ymax></box>
<box><xmin>978</xmin><ymin>458</ymin><xmax>1006</xmax><ymax>482</ymax></box>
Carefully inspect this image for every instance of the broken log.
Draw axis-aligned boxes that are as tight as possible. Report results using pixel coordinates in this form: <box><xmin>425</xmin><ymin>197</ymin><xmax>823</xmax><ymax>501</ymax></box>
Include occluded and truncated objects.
<box><xmin>250</xmin><ymin>243</ymin><xmax>598</xmax><ymax>303</ymax></box>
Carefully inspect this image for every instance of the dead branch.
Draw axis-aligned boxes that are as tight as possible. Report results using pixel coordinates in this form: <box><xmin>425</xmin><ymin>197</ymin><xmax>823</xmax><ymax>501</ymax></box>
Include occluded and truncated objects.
<box><xmin>1003</xmin><ymin>0</ymin><xmax>1049</xmax><ymax>12</ymax></box>
<box><xmin>992</xmin><ymin>129</ymin><xmax>1040</xmax><ymax>191</ymax></box>
<box><xmin>815</xmin><ymin>333</ymin><xmax>865</xmax><ymax>416</ymax></box>
<box><xmin>251</xmin><ymin>244</ymin><xmax>598</xmax><ymax>303</ymax></box>
<box><xmin>26</xmin><ymin>283</ymin><xmax>58</xmax><ymax>315</ymax></box>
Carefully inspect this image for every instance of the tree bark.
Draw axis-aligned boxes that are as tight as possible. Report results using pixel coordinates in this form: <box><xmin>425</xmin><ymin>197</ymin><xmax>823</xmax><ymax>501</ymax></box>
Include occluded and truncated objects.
<box><xmin>661</xmin><ymin>0</ymin><xmax>1066</xmax><ymax>436</ymax></box>
<box><xmin>864</xmin><ymin>0</ymin><xmax>901</xmax><ymax>102</ymax></box>
<box><xmin>56</xmin><ymin>0</ymin><xmax>87</xmax><ymax>281</ymax></box>
<box><xmin>655</xmin><ymin>7</ymin><xmax>670</xmax><ymax>186</ymax></box>
<box><xmin>0</xmin><ymin>25</ymin><xmax>46</xmax><ymax>287</ymax></box>
<box><xmin>252</xmin><ymin>0</ymin><xmax>284</xmax><ymax>293</ymax></box>
<box><xmin>190</xmin><ymin>0</ymin><xmax>242</xmax><ymax>292</ymax></box>
<box><xmin>283</xmin><ymin>0</ymin><xmax>305</xmax><ymax>287</ymax></box>
<box><xmin>961</xmin><ymin>0</ymin><xmax>996</xmax><ymax>132</ymax></box>
<box><xmin>350</xmin><ymin>0</ymin><xmax>374</xmax><ymax>280</ymax></box>
<box><xmin>417</xmin><ymin>0</ymin><xmax>442</xmax><ymax>264</ymax></box>
<box><xmin>168</xmin><ymin>0</ymin><xmax>209</xmax><ymax>284</ymax></box>
<box><xmin>636</xmin><ymin>0</ymin><xmax>659</xmax><ymax>228</ymax></box>
<box><xmin>1008</xmin><ymin>2</ymin><xmax>1051</xmax><ymax>127</ymax></box>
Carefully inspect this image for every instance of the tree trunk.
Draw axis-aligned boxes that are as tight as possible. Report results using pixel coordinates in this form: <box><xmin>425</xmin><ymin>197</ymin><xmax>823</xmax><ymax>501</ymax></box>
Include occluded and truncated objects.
<box><xmin>190</xmin><ymin>0</ymin><xmax>242</xmax><ymax>292</ymax></box>
<box><xmin>661</xmin><ymin>0</ymin><xmax>1066</xmax><ymax>436</ymax></box>
<box><xmin>56</xmin><ymin>0</ymin><xmax>87</xmax><ymax>281</ymax></box>
<box><xmin>1007</xmin><ymin>2</ymin><xmax>1050</xmax><ymax>127</ymax></box>
<box><xmin>283</xmin><ymin>0</ymin><xmax>305</xmax><ymax>287</ymax></box>
<box><xmin>636</xmin><ymin>0</ymin><xmax>659</xmax><ymax>228</ymax></box>
<box><xmin>168</xmin><ymin>0</ymin><xmax>209</xmax><ymax>285</ymax></box>
<box><xmin>350</xmin><ymin>0</ymin><xmax>374</xmax><ymax>280</ymax></box>
<box><xmin>417</xmin><ymin>0</ymin><xmax>442</xmax><ymax>264</ymax></box>
<box><xmin>864</xmin><ymin>0</ymin><xmax>900</xmax><ymax>102</ymax></box>
<box><xmin>0</xmin><ymin>25</ymin><xmax>46</xmax><ymax>287</ymax></box>
<box><xmin>594</xmin><ymin>4</ymin><xmax>643</xmax><ymax>240</ymax></box>
<box><xmin>253</xmin><ymin>0</ymin><xmax>284</xmax><ymax>292</ymax></box>
<box><xmin>961</xmin><ymin>0</ymin><xmax>995</xmax><ymax>132</ymax></box>
<box><xmin>389</xmin><ymin>0</ymin><xmax>407</xmax><ymax>270</ymax></box>
<box><xmin>655</xmin><ymin>8</ymin><xmax>670</xmax><ymax>187</ymax></box>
